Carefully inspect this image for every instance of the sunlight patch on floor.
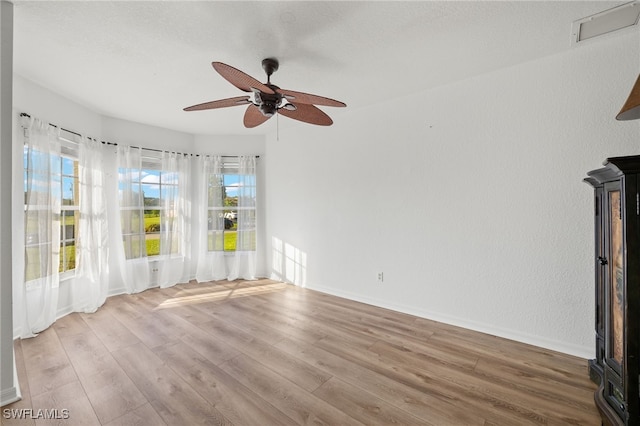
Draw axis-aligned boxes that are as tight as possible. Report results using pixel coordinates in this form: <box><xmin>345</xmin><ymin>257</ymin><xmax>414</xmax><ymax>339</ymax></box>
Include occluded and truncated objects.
<box><xmin>155</xmin><ymin>282</ymin><xmax>289</xmax><ymax>309</ymax></box>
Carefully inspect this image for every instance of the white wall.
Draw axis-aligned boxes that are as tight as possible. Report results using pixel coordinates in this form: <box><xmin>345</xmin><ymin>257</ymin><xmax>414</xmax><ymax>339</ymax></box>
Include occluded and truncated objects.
<box><xmin>14</xmin><ymin>75</ymin><xmax>103</xmax><ymax>137</ymax></box>
<box><xmin>102</xmin><ymin>115</ymin><xmax>194</xmax><ymax>152</ymax></box>
<box><xmin>265</xmin><ymin>31</ymin><xmax>640</xmax><ymax>358</ymax></box>
<box><xmin>193</xmin><ymin>134</ymin><xmax>265</xmax><ymax>157</ymax></box>
<box><xmin>0</xmin><ymin>0</ymin><xmax>18</xmax><ymax>408</ymax></box>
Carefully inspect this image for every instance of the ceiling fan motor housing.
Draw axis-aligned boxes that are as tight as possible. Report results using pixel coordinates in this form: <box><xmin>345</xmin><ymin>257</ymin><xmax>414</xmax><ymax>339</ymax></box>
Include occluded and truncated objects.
<box><xmin>257</xmin><ymin>59</ymin><xmax>281</xmax><ymax>117</ymax></box>
<box><xmin>257</xmin><ymin>83</ymin><xmax>283</xmax><ymax>117</ymax></box>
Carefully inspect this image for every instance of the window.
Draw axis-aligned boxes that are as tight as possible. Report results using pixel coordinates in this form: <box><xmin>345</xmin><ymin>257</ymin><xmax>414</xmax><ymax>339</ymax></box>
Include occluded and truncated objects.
<box><xmin>119</xmin><ymin>158</ymin><xmax>181</xmax><ymax>259</ymax></box>
<box><xmin>24</xmin><ymin>146</ymin><xmax>79</xmax><ymax>281</ymax></box>
<box><xmin>206</xmin><ymin>160</ymin><xmax>256</xmax><ymax>252</ymax></box>
<box><xmin>60</xmin><ymin>156</ymin><xmax>79</xmax><ymax>272</ymax></box>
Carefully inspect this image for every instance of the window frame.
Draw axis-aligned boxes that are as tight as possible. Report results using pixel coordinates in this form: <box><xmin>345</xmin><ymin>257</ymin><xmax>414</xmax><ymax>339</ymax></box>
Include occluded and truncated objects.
<box><xmin>23</xmin><ymin>140</ymin><xmax>79</xmax><ymax>282</ymax></box>
<box><xmin>59</xmin><ymin>153</ymin><xmax>79</xmax><ymax>277</ymax></box>
<box><xmin>118</xmin><ymin>155</ymin><xmax>182</xmax><ymax>260</ymax></box>
<box><xmin>206</xmin><ymin>160</ymin><xmax>257</xmax><ymax>253</ymax></box>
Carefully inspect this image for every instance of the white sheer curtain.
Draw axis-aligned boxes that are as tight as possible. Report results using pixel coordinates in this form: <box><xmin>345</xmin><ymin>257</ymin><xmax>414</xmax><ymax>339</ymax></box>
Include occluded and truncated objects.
<box><xmin>228</xmin><ymin>156</ymin><xmax>257</xmax><ymax>280</ymax></box>
<box><xmin>115</xmin><ymin>145</ymin><xmax>150</xmax><ymax>293</ymax></box>
<box><xmin>71</xmin><ymin>137</ymin><xmax>109</xmax><ymax>312</ymax></box>
<box><xmin>115</xmin><ymin>147</ymin><xmax>194</xmax><ymax>291</ymax></box>
<box><xmin>17</xmin><ymin>117</ymin><xmax>62</xmax><ymax>337</ymax></box>
<box><xmin>195</xmin><ymin>155</ymin><xmax>227</xmax><ymax>281</ymax></box>
<box><xmin>157</xmin><ymin>151</ymin><xmax>192</xmax><ymax>287</ymax></box>
<box><xmin>16</xmin><ymin>123</ymin><xmax>260</xmax><ymax>337</ymax></box>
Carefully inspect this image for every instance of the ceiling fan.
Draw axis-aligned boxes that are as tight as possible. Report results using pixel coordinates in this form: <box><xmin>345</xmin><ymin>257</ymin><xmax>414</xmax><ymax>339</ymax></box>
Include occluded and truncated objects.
<box><xmin>183</xmin><ymin>58</ymin><xmax>346</xmax><ymax>128</ymax></box>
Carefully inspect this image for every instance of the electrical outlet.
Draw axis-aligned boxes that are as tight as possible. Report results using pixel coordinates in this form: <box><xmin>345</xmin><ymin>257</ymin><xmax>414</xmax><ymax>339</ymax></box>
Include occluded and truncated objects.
<box><xmin>377</xmin><ymin>272</ymin><xmax>384</xmax><ymax>282</ymax></box>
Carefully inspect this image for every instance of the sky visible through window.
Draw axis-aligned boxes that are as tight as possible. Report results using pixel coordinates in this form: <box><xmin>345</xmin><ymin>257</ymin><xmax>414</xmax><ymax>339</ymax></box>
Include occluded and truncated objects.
<box><xmin>138</xmin><ymin>171</ymin><xmax>242</xmax><ymax>199</ymax></box>
<box><xmin>23</xmin><ymin>148</ymin><xmax>76</xmax><ymax>203</ymax></box>
<box><xmin>26</xmin><ymin>161</ymin><xmax>245</xmax><ymax>204</ymax></box>
<box><xmin>62</xmin><ymin>157</ymin><xmax>74</xmax><ymax>202</ymax></box>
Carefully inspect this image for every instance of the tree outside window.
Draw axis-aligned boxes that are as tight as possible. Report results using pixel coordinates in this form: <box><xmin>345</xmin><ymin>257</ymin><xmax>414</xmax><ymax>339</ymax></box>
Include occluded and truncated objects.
<box><xmin>207</xmin><ymin>171</ymin><xmax>256</xmax><ymax>252</ymax></box>
<box><xmin>119</xmin><ymin>166</ymin><xmax>180</xmax><ymax>259</ymax></box>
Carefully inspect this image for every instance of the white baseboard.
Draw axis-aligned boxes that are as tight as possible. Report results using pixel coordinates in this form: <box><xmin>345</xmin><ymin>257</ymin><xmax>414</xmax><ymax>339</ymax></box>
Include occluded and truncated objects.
<box><xmin>0</xmin><ymin>346</ymin><xmax>21</xmax><ymax>407</ymax></box>
<box><xmin>306</xmin><ymin>283</ymin><xmax>594</xmax><ymax>360</ymax></box>
<box><xmin>0</xmin><ymin>387</ymin><xmax>20</xmax><ymax>407</ymax></box>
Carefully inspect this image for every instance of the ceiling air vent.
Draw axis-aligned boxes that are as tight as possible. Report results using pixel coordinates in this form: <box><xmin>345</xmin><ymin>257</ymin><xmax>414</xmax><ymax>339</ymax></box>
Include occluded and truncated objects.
<box><xmin>571</xmin><ymin>1</ymin><xmax>640</xmax><ymax>46</ymax></box>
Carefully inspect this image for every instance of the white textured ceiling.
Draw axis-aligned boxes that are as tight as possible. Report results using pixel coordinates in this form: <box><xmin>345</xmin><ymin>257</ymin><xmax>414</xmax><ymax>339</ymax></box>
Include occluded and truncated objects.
<box><xmin>12</xmin><ymin>1</ymin><xmax>628</xmax><ymax>135</ymax></box>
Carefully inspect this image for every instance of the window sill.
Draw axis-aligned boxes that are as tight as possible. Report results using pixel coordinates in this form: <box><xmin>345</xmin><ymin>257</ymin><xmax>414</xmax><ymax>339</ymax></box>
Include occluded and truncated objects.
<box><xmin>25</xmin><ymin>270</ymin><xmax>76</xmax><ymax>291</ymax></box>
<box><xmin>60</xmin><ymin>270</ymin><xmax>76</xmax><ymax>281</ymax></box>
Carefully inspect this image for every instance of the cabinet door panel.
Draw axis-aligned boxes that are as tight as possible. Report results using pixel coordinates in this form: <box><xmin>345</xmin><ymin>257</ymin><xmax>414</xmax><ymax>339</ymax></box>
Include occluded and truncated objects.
<box><xmin>607</xmin><ymin>189</ymin><xmax>624</xmax><ymax>369</ymax></box>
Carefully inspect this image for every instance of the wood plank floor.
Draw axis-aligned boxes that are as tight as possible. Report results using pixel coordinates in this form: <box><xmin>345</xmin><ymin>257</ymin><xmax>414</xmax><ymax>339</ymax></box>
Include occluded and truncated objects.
<box><xmin>4</xmin><ymin>279</ymin><xmax>600</xmax><ymax>425</ymax></box>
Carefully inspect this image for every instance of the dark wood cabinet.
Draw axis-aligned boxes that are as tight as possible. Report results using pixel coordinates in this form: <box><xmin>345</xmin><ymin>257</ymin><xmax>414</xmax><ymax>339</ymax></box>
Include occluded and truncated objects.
<box><xmin>585</xmin><ymin>155</ymin><xmax>640</xmax><ymax>425</ymax></box>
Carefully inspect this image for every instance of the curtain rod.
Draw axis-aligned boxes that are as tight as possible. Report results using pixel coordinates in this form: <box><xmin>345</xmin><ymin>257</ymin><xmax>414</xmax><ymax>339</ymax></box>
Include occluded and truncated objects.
<box><xmin>19</xmin><ymin>113</ymin><xmax>258</xmax><ymax>159</ymax></box>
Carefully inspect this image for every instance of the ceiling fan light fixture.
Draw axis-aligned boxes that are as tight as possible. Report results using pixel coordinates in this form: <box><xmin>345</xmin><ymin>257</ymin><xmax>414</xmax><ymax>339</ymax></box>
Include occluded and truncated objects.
<box><xmin>259</xmin><ymin>102</ymin><xmax>277</xmax><ymax>117</ymax></box>
<box><xmin>616</xmin><ymin>74</ymin><xmax>640</xmax><ymax>121</ymax></box>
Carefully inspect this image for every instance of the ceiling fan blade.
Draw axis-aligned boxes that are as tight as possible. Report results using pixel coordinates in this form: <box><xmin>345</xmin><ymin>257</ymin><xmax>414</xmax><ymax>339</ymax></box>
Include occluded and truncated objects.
<box><xmin>244</xmin><ymin>104</ymin><xmax>272</xmax><ymax>128</ymax></box>
<box><xmin>278</xmin><ymin>103</ymin><xmax>333</xmax><ymax>126</ymax></box>
<box><xmin>183</xmin><ymin>96</ymin><xmax>251</xmax><ymax>111</ymax></box>
<box><xmin>276</xmin><ymin>88</ymin><xmax>346</xmax><ymax>107</ymax></box>
<box><xmin>212</xmin><ymin>62</ymin><xmax>275</xmax><ymax>94</ymax></box>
